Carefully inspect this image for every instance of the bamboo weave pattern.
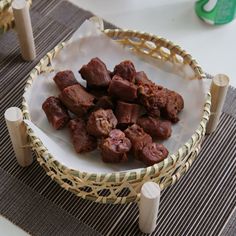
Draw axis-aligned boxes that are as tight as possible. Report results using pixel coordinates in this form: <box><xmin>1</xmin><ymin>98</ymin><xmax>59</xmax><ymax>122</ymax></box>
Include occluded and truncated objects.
<box><xmin>0</xmin><ymin>0</ymin><xmax>32</xmax><ymax>33</ymax></box>
<box><xmin>22</xmin><ymin>30</ymin><xmax>211</xmax><ymax>204</ymax></box>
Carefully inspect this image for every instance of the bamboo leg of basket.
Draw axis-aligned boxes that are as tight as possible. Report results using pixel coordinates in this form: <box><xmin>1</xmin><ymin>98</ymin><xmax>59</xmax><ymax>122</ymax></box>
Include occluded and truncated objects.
<box><xmin>206</xmin><ymin>74</ymin><xmax>229</xmax><ymax>134</ymax></box>
<box><xmin>4</xmin><ymin>107</ymin><xmax>33</xmax><ymax>167</ymax></box>
<box><xmin>12</xmin><ymin>0</ymin><xmax>36</xmax><ymax>61</ymax></box>
<box><xmin>139</xmin><ymin>182</ymin><xmax>160</xmax><ymax>234</ymax></box>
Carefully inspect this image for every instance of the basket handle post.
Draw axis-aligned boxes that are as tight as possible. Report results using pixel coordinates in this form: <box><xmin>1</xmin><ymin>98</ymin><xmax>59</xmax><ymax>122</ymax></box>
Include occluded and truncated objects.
<box><xmin>4</xmin><ymin>107</ymin><xmax>33</xmax><ymax>167</ymax></box>
<box><xmin>139</xmin><ymin>182</ymin><xmax>160</xmax><ymax>234</ymax></box>
<box><xmin>206</xmin><ymin>74</ymin><xmax>229</xmax><ymax>134</ymax></box>
<box><xmin>12</xmin><ymin>0</ymin><xmax>36</xmax><ymax>61</ymax></box>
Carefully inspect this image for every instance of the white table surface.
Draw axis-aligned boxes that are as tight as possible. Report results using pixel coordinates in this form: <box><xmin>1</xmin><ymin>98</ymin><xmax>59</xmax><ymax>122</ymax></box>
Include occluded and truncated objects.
<box><xmin>2</xmin><ymin>0</ymin><xmax>236</xmax><ymax>234</ymax></box>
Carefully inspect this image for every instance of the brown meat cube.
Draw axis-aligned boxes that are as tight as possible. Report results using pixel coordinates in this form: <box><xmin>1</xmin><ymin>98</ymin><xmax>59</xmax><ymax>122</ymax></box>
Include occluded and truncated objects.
<box><xmin>147</xmin><ymin>107</ymin><xmax>160</xmax><ymax>118</ymax></box>
<box><xmin>161</xmin><ymin>90</ymin><xmax>184</xmax><ymax>123</ymax></box>
<box><xmin>137</xmin><ymin>116</ymin><xmax>172</xmax><ymax>139</ymax></box>
<box><xmin>138</xmin><ymin>84</ymin><xmax>167</xmax><ymax>117</ymax></box>
<box><xmin>86</xmin><ymin>109</ymin><xmax>117</xmax><ymax>137</ymax></box>
<box><xmin>115</xmin><ymin>101</ymin><xmax>142</xmax><ymax>128</ymax></box>
<box><xmin>113</xmin><ymin>60</ymin><xmax>136</xmax><ymax>83</ymax></box>
<box><xmin>42</xmin><ymin>96</ymin><xmax>70</xmax><ymax>130</ymax></box>
<box><xmin>108</xmin><ymin>75</ymin><xmax>137</xmax><ymax>102</ymax></box>
<box><xmin>100</xmin><ymin>129</ymin><xmax>131</xmax><ymax>163</ymax></box>
<box><xmin>135</xmin><ymin>71</ymin><xmax>154</xmax><ymax>86</ymax></box>
<box><xmin>95</xmin><ymin>96</ymin><xmax>114</xmax><ymax>110</ymax></box>
<box><xmin>140</xmin><ymin>143</ymin><xmax>168</xmax><ymax>166</ymax></box>
<box><xmin>69</xmin><ymin>119</ymin><xmax>97</xmax><ymax>153</ymax></box>
<box><xmin>163</xmin><ymin>103</ymin><xmax>178</xmax><ymax>123</ymax></box>
<box><xmin>87</xmin><ymin>88</ymin><xmax>108</xmax><ymax>98</ymax></box>
<box><xmin>124</xmin><ymin>124</ymin><xmax>152</xmax><ymax>160</ymax></box>
<box><xmin>59</xmin><ymin>84</ymin><xmax>95</xmax><ymax>117</ymax></box>
<box><xmin>79</xmin><ymin>57</ymin><xmax>111</xmax><ymax>88</ymax></box>
<box><xmin>53</xmin><ymin>70</ymin><xmax>78</xmax><ymax>91</ymax></box>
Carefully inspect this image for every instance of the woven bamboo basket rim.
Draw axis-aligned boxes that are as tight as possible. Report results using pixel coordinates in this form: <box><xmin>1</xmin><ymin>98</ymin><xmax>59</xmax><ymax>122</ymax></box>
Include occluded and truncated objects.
<box><xmin>0</xmin><ymin>0</ymin><xmax>12</xmax><ymax>11</ymax></box>
<box><xmin>22</xmin><ymin>28</ymin><xmax>211</xmax><ymax>185</ymax></box>
<box><xmin>0</xmin><ymin>0</ymin><xmax>32</xmax><ymax>33</ymax></box>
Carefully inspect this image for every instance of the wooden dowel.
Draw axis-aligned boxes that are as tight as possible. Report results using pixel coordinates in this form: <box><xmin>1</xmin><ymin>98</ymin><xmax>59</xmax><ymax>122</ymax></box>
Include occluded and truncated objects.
<box><xmin>12</xmin><ymin>0</ymin><xmax>36</xmax><ymax>61</ymax></box>
<box><xmin>4</xmin><ymin>107</ymin><xmax>33</xmax><ymax>167</ymax></box>
<box><xmin>139</xmin><ymin>182</ymin><xmax>160</xmax><ymax>234</ymax></box>
<box><xmin>206</xmin><ymin>74</ymin><xmax>229</xmax><ymax>134</ymax></box>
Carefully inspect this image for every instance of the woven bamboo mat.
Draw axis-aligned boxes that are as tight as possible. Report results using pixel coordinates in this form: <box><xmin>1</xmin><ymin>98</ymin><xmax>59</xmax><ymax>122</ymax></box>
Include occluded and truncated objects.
<box><xmin>0</xmin><ymin>1</ymin><xmax>236</xmax><ymax>235</ymax></box>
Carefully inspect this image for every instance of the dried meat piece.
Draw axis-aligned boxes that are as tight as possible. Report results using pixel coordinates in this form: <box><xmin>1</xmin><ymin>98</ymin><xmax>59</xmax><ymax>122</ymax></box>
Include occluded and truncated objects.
<box><xmin>69</xmin><ymin>119</ymin><xmax>97</xmax><ymax>153</ymax></box>
<box><xmin>108</xmin><ymin>75</ymin><xmax>137</xmax><ymax>102</ymax></box>
<box><xmin>95</xmin><ymin>96</ymin><xmax>114</xmax><ymax>110</ymax></box>
<box><xmin>59</xmin><ymin>84</ymin><xmax>95</xmax><ymax>117</ymax></box>
<box><xmin>138</xmin><ymin>83</ymin><xmax>167</xmax><ymax>117</ymax></box>
<box><xmin>42</xmin><ymin>96</ymin><xmax>70</xmax><ymax>130</ymax></box>
<box><xmin>161</xmin><ymin>90</ymin><xmax>184</xmax><ymax>123</ymax></box>
<box><xmin>100</xmin><ymin>129</ymin><xmax>131</xmax><ymax>163</ymax></box>
<box><xmin>53</xmin><ymin>70</ymin><xmax>78</xmax><ymax>91</ymax></box>
<box><xmin>140</xmin><ymin>143</ymin><xmax>168</xmax><ymax>166</ymax></box>
<box><xmin>138</xmin><ymin>80</ymin><xmax>184</xmax><ymax>122</ymax></box>
<box><xmin>87</xmin><ymin>88</ymin><xmax>108</xmax><ymax>98</ymax></box>
<box><xmin>113</xmin><ymin>60</ymin><xmax>136</xmax><ymax>82</ymax></box>
<box><xmin>138</xmin><ymin>84</ymin><xmax>166</xmax><ymax>107</ymax></box>
<box><xmin>79</xmin><ymin>57</ymin><xmax>111</xmax><ymax>88</ymax></box>
<box><xmin>135</xmin><ymin>71</ymin><xmax>154</xmax><ymax>86</ymax></box>
<box><xmin>86</xmin><ymin>109</ymin><xmax>117</xmax><ymax>137</ymax></box>
<box><xmin>137</xmin><ymin>116</ymin><xmax>172</xmax><ymax>139</ymax></box>
<box><xmin>124</xmin><ymin>124</ymin><xmax>152</xmax><ymax>160</ymax></box>
<box><xmin>115</xmin><ymin>101</ymin><xmax>142</xmax><ymax>128</ymax></box>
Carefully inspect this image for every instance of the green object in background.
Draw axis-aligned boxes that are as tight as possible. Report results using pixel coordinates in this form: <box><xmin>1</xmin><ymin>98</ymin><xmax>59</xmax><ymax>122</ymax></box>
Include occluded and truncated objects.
<box><xmin>195</xmin><ymin>0</ymin><xmax>236</xmax><ymax>25</ymax></box>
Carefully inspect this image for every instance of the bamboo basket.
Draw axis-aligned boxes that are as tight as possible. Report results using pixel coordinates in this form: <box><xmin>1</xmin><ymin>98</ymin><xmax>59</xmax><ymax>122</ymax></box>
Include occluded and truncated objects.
<box><xmin>0</xmin><ymin>0</ymin><xmax>32</xmax><ymax>34</ymax></box>
<box><xmin>22</xmin><ymin>29</ymin><xmax>211</xmax><ymax>204</ymax></box>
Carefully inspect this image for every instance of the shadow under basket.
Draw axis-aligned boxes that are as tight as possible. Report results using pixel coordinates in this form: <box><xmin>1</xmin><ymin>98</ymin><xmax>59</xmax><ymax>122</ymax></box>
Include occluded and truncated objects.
<box><xmin>22</xmin><ymin>29</ymin><xmax>211</xmax><ymax>204</ymax></box>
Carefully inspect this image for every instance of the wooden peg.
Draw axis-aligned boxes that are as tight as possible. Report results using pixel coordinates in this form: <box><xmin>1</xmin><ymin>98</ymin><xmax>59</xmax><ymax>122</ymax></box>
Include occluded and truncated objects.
<box><xmin>206</xmin><ymin>74</ymin><xmax>229</xmax><ymax>134</ymax></box>
<box><xmin>12</xmin><ymin>0</ymin><xmax>36</xmax><ymax>61</ymax></box>
<box><xmin>4</xmin><ymin>107</ymin><xmax>33</xmax><ymax>167</ymax></box>
<box><xmin>139</xmin><ymin>182</ymin><xmax>161</xmax><ymax>234</ymax></box>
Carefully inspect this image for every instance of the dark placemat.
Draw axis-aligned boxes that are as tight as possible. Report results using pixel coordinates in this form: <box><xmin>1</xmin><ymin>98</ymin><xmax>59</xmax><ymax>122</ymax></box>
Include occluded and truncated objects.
<box><xmin>0</xmin><ymin>1</ymin><xmax>236</xmax><ymax>235</ymax></box>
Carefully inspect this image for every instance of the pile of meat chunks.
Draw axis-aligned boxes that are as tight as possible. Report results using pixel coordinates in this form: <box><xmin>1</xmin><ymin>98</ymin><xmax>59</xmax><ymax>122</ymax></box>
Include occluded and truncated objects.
<box><xmin>42</xmin><ymin>58</ymin><xmax>184</xmax><ymax>166</ymax></box>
